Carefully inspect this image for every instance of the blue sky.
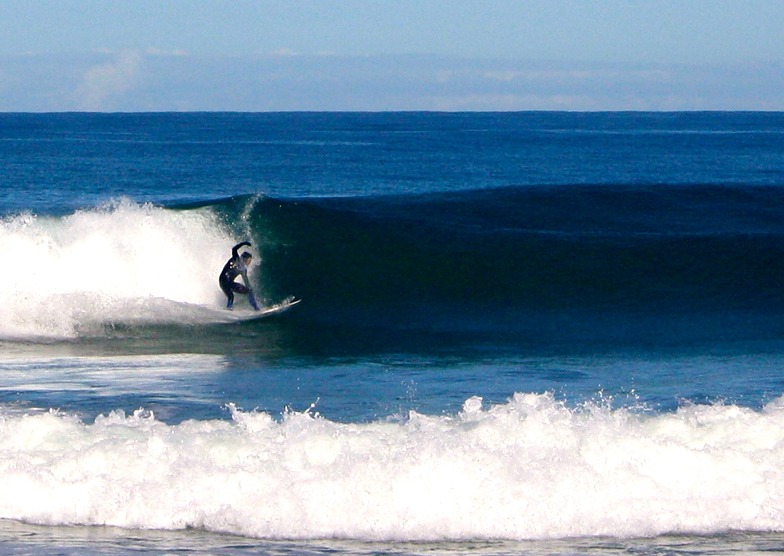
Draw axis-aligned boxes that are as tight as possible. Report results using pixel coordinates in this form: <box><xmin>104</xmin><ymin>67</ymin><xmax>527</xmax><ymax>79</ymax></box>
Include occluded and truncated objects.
<box><xmin>1</xmin><ymin>0</ymin><xmax>782</xmax><ymax>111</ymax></box>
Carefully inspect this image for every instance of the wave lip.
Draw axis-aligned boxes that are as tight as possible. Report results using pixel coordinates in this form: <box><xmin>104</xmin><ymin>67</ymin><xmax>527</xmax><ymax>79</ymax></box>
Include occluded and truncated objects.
<box><xmin>1</xmin><ymin>393</ymin><xmax>783</xmax><ymax>541</ymax></box>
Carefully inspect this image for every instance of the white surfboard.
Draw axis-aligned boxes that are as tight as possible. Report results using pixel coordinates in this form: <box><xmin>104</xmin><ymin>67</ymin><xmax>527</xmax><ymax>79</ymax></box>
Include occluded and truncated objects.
<box><xmin>169</xmin><ymin>296</ymin><xmax>301</xmax><ymax>324</ymax></box>
<box><xmin>232</xmin><ymin>296</ymin><xmax>301</xmax><ymax>321</ymax></box>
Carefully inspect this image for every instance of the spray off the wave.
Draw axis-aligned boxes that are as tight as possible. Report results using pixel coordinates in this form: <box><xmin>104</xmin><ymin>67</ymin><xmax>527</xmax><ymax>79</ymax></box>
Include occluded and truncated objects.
<box><xmin>0</xmin><ymin>200</ymin><xmax>239</xmax><ymax>338</ymax></box>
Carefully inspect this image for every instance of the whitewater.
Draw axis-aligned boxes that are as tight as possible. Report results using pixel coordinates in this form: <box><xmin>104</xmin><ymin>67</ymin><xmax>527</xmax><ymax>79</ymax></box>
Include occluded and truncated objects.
<box><xmin>0</xmin><ymin>200</ymin><xmax>243</xmax><ymax>339</ymax></box>
<box><xmin>3</xmin><ymin>393</ymin><xmax>784</xmax><ymax>541</ymax></box>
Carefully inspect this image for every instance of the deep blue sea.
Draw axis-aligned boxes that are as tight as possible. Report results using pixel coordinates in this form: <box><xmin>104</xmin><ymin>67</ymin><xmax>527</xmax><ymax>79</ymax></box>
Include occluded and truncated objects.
<box><xmin>2</xmin><ymin>112</ymin><xmax>784</xmax><ymax>555</ymax></box>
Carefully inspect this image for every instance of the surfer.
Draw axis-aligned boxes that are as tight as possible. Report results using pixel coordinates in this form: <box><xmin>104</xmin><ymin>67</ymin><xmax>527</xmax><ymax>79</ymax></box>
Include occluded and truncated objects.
<box><xmin>219</xmin><ymin>241</ymin><xmax>260</xmax><ymax>311</ymax></box>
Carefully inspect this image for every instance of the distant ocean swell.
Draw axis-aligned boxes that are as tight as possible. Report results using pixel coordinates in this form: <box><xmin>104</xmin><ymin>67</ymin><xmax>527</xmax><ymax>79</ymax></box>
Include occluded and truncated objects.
<box><xmin>3</xmin><ymin>184</ymin><xmax>784</xmax><ymax>342</ymax></box>
<box><xmin>2</xmin><ymin>393</ymin><xmax>784</xmax><ymax>541</ymax></box>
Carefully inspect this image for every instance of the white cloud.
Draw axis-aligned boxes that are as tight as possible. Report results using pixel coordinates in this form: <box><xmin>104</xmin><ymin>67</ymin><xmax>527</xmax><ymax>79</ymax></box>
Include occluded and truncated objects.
<box><xmin>75</xmin><ymin>50</ymin><xmax>143</xmax><ymax>111</ymax></box>
<box><xmin>271</xmin><ymin>48</ymin><xmax>299</xmax><ymax>57</ymax></box>
<box><xmin>1</xmin><ymin>52</ymin><xmax>781</xmax><ymax>112</ymax></box>
<box><xmin>428</xmin><ymin>93</ymin><xmax>604</xmax><ymax>112</ymax></box>
<box><xmin>144</xmin><ymin>48</ymin><xmax>189</xmax><ymax>57</ymax></box>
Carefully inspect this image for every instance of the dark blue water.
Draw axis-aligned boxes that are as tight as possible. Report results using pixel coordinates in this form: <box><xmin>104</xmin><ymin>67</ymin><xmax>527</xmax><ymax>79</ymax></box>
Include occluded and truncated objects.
<box><xmin>3</xmin><ymin>112</ymin><xmax>783</xmax><ymax>214</ymax></box>
<box><xmin>2</xmin><ymin>112</ymin><xmax>784</xmax><ymax>554</ymax></box>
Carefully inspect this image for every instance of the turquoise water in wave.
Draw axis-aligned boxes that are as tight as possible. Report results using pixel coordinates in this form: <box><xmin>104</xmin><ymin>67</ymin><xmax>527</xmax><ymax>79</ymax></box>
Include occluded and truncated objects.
<box><xmin>2</xmin><ymin>112</ymin><xmax>784</xmax><ymax>555</ymax></box>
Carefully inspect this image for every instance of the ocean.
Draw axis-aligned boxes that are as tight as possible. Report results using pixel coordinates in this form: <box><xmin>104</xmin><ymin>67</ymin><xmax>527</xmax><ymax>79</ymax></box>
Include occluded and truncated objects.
<box><xmin>2</xmin><ymin>111</ymin><xmax>784</xmax><ymax>555</ymax></box>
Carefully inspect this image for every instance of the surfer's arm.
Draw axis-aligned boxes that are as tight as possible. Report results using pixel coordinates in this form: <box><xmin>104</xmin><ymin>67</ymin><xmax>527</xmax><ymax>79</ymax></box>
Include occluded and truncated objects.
<box><xmin>231</xmin><ymin>241</ymin><xmax>251</xmax><ymax>258</ymax></box>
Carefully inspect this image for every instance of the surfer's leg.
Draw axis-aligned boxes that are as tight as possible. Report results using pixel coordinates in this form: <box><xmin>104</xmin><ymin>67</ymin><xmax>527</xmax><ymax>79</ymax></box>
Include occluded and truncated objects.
<box><xmin>229</xmin><ymin>283</ymin><xmax>251</xmax><ymax>309</ymax></box>
<box><xmin>220</xmin><ymin>281</ymin><xmax>235</xmax><ymax>309</ymax></box>
<box><xmin>248</xmin><ymin>290</ymin><xmax>260</xmax><ymax>311</ymax></box>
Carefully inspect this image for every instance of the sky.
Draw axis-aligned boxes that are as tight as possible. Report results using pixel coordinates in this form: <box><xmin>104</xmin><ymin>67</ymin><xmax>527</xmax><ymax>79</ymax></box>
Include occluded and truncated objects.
<box><xmin>1</xmin><ymin>0</ymin><xmax>782</xmax><ymax>111</ymax></box>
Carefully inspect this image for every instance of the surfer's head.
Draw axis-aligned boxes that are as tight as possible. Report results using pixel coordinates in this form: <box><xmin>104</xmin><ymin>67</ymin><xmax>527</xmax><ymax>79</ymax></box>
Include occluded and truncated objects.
<box><xmin>241</xmin><ymin>252</ymin><xmax>252</xmax><ymax>263</ymax></box>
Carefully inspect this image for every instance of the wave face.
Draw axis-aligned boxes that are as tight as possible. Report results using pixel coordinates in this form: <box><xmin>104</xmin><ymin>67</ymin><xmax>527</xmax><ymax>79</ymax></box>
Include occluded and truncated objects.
<box><xmin>2</xmin><ymin>393</ymin><xmax>784</xmax><ymax>541</ymax></box>
<box><xmin>249</xmin><ymin>185</ymin><xmax>784</xmax><ymax>345</ymax></box>
<box><xmin>4</xmin><ymin>185</ymin><xmax>784</xmax><ymax>346</ymax></box>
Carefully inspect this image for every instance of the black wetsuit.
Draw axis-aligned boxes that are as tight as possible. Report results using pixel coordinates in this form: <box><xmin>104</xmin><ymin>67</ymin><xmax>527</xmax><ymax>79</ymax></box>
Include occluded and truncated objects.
<box><xmin>219</xmin><ymin>241</ymin><xmax>259</xmax><ymax>310</ymax></box>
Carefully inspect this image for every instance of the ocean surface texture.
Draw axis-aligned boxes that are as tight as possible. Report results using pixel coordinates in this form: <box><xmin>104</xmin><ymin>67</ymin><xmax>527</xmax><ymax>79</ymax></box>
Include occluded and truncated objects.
<box><xmin>2</xmin><ymin>112</ymin><xmax>784</xmax><ymax>555</ymax></box>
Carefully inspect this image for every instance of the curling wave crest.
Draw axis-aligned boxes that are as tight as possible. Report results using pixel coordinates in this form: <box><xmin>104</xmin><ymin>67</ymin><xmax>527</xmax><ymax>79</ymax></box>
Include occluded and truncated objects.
<box><xmin>0</xmin><ymin>200</ymin><xmax>236</xmax><ymax>339</ymax></box>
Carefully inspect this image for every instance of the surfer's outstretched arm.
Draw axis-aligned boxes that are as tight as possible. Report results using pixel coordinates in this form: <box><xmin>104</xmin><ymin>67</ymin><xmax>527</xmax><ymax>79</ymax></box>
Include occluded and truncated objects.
<box><xmin>232</xmin><ymin>241</ymin><xmax>251</xmax><ymax>258</ymax></box>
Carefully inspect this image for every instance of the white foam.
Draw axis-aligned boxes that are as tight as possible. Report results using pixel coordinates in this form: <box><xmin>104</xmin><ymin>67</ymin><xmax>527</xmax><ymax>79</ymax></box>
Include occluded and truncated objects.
<box><xmin>1</xmin><ymin>392</ymin><xmax>784</xmax><ymax>541</ymax></box>
<box><xmin>0</xmin><ymin>200</ymin><xmax>240</xmax><ymax>338</ymax></box>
